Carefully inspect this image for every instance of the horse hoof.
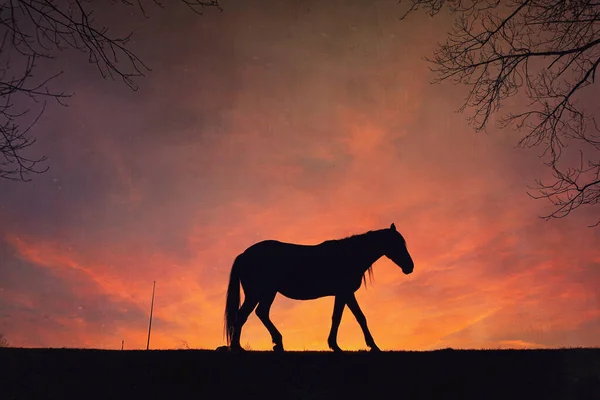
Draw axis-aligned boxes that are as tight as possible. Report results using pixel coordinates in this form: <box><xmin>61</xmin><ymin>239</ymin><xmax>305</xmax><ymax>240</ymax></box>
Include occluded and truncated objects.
<box><xmin>230</xmin><ymin>346</ymin><xmax>246</xmax><ymax>354</ymax></box>
<box><xmin>273</xmin><ymin>344</ymin><xmax>285</xmax><ymax>352</ymax></box>
<box><xmin>331</xmin><ymin>346</ymin><xmax>344</xmax><ymax>353</ymax></box>
<box><xmin>370</xmin><ymin>346</ymin><xmax>381</xmax><ymax>352</ymax></box>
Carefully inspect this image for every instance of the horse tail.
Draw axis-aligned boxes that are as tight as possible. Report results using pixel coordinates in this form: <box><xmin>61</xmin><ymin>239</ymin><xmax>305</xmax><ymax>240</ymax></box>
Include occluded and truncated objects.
<box><xmin>224</xmin><ymin>254</ymin><xmax>243</xmax><ymax>346</ymax></box>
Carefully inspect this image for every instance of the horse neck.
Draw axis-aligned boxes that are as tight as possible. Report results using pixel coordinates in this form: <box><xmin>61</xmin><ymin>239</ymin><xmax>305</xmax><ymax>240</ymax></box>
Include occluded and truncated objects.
<box><xmin>350</xmin><ymin>230</ymin><xmax>385</xmax><ymax>271</ymax></box>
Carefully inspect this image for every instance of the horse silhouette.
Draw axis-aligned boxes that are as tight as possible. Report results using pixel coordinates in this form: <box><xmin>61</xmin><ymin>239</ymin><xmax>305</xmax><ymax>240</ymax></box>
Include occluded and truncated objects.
<box><xmin>223</xmin><ymin>223</ymin><xmax>414</xmax><ymax>352</ymax></box>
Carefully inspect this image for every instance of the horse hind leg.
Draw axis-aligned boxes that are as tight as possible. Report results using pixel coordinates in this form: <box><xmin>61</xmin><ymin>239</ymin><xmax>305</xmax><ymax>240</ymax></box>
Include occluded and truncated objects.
<box><xmin>327</xmin><ymin>295</ymin><xmax>345</xmax><ymax>352</ymax></box>
<box><xmin>231</xmin><ymin>295</ymin><xmax>259</xmax><ymax>352</ymax></box>
<box><xmin>255</xmin><ymin>292</ymin><xmax>284</xmax><ymax>352</ymax></box>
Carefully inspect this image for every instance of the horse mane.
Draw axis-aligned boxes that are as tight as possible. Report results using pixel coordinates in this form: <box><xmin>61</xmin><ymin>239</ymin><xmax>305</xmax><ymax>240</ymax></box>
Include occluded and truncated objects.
<box><xmin>332</xmin><ymin>228</ymin><xmax>381</xmax><ymax>243</ymax></box>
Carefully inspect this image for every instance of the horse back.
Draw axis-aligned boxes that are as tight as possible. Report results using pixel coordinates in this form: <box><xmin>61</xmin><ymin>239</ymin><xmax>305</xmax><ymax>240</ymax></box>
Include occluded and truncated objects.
<box><xmin>241</xmin><ymin>240</ymin><xmax>326</xmax><ymax>264</ymax></box>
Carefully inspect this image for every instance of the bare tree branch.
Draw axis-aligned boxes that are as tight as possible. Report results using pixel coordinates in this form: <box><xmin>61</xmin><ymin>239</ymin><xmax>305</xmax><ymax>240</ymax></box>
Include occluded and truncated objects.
<box><xmin>400</xmin><ymin>0</ymin><xmax>600</xmax><ymax>226</ymax></box>
<box><xmin>0</xmin><ymin>0</ymin><xmax>221</xmax><ymax>181</ymax></box>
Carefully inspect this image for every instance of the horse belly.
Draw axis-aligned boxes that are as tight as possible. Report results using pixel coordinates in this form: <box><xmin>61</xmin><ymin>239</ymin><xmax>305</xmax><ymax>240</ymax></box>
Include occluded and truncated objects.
<box><xmin>274</xmin><ymin>265</ymin><xmax>343</xmax><ymax>300</ymax></box>
<box><xmin>277</xmin><ymin>282</ymin><xmax>335</xmax><ymax>300</ymax></box>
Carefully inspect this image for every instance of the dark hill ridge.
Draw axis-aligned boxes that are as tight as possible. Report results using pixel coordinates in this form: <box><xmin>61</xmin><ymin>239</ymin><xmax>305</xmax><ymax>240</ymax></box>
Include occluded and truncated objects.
<box><xmin>1</xmin><ymin>348</ymin><xmax>599</xmax><ymax>399</ymax></box>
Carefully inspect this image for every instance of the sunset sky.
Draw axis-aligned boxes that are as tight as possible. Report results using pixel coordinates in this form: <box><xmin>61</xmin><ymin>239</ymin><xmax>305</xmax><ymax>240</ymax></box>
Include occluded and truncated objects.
<box><xmin>1</xmin><ymin>0</ymin><xmax>599</xmax><ymax>351</ymax></box>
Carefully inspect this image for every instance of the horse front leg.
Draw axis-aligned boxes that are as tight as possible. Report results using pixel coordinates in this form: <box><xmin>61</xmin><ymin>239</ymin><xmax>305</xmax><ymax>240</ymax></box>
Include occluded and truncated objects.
<box><xmin>327</xmin><ymin>295</ymin><xmax>345</xmax><ymax>352</ymax></box>
<box><xmin>346</xmin><ymin>293</ymin><xmax>380</xmax><ymax>352</ymax></box>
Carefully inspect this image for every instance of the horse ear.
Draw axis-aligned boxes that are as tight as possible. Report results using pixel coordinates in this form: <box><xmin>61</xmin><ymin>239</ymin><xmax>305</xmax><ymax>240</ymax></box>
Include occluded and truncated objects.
<box><xmin>390</xmin><ymin>223</ymin><xmax>396</xmax><ymax>231</ymax></box>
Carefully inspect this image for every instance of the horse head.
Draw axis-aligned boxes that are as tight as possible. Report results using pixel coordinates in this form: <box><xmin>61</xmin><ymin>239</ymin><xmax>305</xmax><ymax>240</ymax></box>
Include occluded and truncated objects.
<box><xmin>384</xmin><ymin>223</ymin><xmax>414</xmax><ymax>275</ymax></box>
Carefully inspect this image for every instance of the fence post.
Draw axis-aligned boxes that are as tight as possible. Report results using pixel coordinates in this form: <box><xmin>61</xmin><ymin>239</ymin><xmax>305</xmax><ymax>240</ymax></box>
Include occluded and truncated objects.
<box><xmin>146</xmin><ymin>281</ymin><xmax>156</xmax><ymax>350</ymax></box>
